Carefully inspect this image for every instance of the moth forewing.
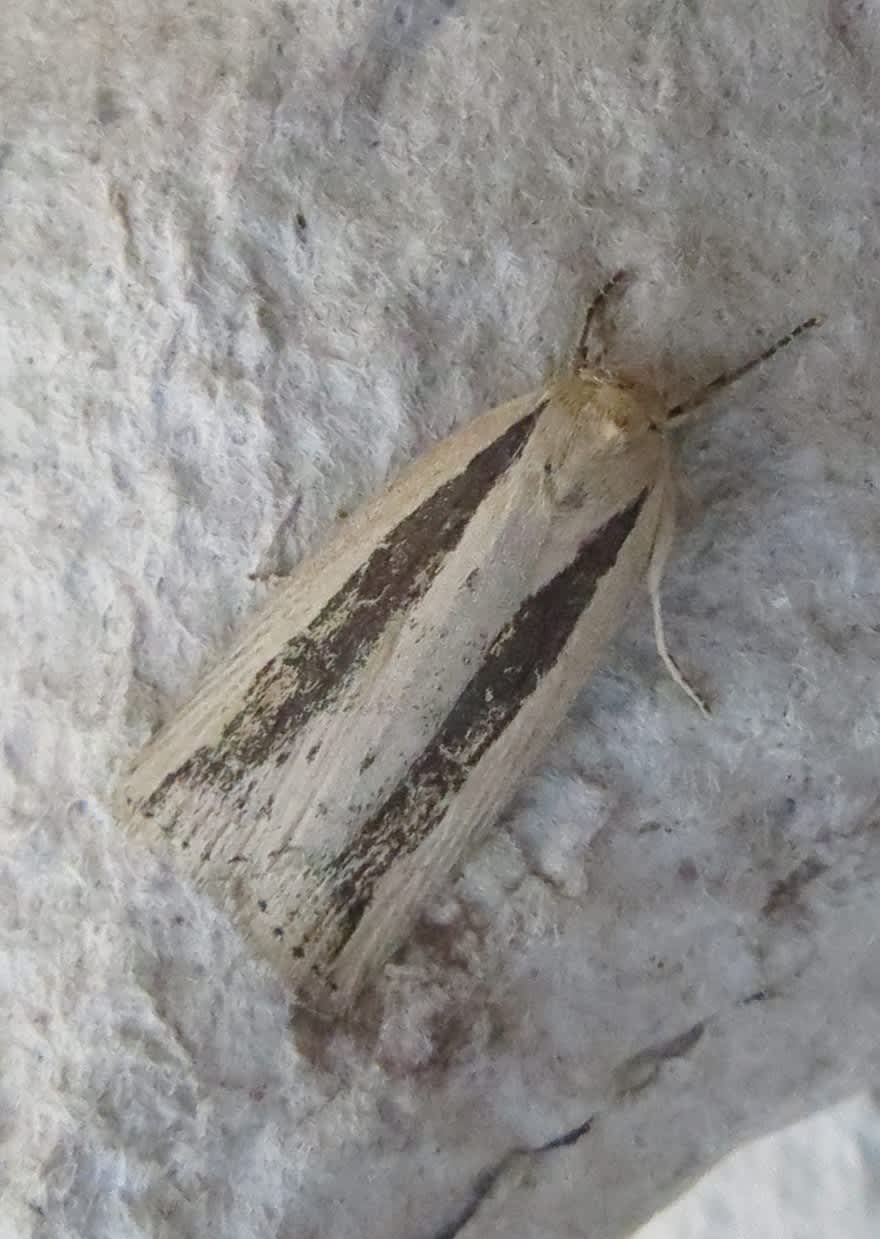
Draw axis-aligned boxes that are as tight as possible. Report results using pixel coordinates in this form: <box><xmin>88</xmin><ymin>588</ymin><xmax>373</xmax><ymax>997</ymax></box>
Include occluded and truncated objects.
<box><xmin>118</xmin><ymin>390</ymin><xmax>541</xmax><ymax>808</ymax></box>
<box><xmin>324</xmin><ymin>478</ymin><xmax>666</xmax><ymax>1000</ymax></box>
<box><xmin>117</xmin><ymin>374</ymin><xmax>667</xmax><ymax>1002</ymax></box>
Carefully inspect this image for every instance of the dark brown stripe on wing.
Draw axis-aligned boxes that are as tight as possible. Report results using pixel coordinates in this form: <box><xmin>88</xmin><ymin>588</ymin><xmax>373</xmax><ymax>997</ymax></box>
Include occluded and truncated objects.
<box><xmin>325</xmin><ymin>489</ymin><xmax>648</xmax><ymax>948</ymax></box>
<box><xmin>144</xmin><ymin>401</ymin><xmax>546</xmax><ymax>810</ymax></box>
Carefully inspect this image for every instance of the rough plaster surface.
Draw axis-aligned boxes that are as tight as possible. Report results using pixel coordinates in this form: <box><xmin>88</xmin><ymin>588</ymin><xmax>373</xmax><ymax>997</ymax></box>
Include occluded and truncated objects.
<box><xmin>2</xmin><ymin>1</ymin><xmax>879</xmax><ymax>1236</ymax></box>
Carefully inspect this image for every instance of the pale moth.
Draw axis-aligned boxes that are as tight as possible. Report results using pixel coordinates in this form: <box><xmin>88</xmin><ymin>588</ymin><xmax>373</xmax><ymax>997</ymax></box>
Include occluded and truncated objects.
<box><xmin>117</xmin><ymin>273</ymin><xmax>818</xmax><ymax>1005</ymax></box>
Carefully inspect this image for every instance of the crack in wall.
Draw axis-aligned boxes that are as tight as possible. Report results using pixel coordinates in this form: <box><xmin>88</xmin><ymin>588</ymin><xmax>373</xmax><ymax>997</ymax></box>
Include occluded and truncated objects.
<box><xmin>427</xmin><ymin>1018</ymin><xmax>706</xmax><ymax>1239</ymax></box>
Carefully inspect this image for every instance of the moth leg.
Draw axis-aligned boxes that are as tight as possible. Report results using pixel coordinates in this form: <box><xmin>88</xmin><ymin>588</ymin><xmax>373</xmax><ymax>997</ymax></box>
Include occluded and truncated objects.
<box><xmin>574</xmin><ymin>269</ymin><xmax>629</xmax><ymax>370</ymax></box>
<box><xmin>648</xmin><ymin>483</ymin><xmax>710</xmax><ymax>716</ymax></box>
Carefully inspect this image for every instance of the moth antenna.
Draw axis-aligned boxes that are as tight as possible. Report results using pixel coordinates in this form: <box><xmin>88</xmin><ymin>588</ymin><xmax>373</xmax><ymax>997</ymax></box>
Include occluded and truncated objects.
<box><xmin>665</xmin><ymin>315</ymin><xmax>822</xmax><ymax>425</ymax></box>
<box><xmin>574</xmin><ymin>269</ymin><xmax>629</xmax><ymax>369</ymax></box>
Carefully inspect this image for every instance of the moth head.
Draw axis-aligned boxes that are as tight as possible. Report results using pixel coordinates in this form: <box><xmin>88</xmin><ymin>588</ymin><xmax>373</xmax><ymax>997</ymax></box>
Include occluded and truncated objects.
<box><xmin>569</xmin><ymin>290</ymin><xmax>819</xmax><ymax>436</ymax></box>
<box><xmin>559</xmin><ymin>368</ymin><xmax>665</xmax><ymax>441</ymax></box>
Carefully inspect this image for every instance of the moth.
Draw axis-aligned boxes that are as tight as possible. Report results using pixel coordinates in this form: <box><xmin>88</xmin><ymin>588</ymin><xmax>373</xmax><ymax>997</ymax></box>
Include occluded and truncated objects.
<box><xmin>116</xmin><ymin>273</ymin><xmax>818</xmax><ymax>1004</ymax></box>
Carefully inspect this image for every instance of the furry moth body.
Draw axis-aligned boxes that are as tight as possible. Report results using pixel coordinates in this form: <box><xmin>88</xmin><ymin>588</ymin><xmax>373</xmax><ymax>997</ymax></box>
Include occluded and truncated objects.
<box><xmin>117</xmin><ymin>277</ymin><xmax>818</xmax><ymax>1003</ymax></box>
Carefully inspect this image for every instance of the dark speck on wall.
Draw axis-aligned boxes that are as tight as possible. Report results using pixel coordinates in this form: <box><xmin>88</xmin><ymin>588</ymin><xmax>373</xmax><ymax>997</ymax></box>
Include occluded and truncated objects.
<box><xmin>96</xmin><ymin>87</ymin><xmax>122</xmax><ymax>126</ymax></box>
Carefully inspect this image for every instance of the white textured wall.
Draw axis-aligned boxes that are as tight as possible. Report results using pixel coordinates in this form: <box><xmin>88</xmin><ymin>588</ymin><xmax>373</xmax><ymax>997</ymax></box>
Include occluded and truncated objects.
<box><xmin>636</xmin><ymin>1094</ymin><xmax>880</xmax><ymax>1239</ymax></box>
<box><xmin>2</xmin><ymin>2</ymin><xmax>880</xmax><ymax>1236</ymax></box>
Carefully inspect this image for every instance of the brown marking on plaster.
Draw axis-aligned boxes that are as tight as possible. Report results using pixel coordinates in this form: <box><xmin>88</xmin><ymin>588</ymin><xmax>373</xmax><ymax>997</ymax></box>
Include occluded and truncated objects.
<box><xmin>613</xmin><ymin>1021</ymin><xmax>705</xmax><ymax>1098</ymax></box>
<box><xmin>677</xmin><ymin>858</ymin><xmax>699</xmax><ymax>883</ymax></box>
<box><xmin>398</xmin><ymin>902</ymin><xmax>488</xmax><ymax>976</ymax></box>
<box><xmin>320</xmin><ymin>490</ymin><xmax>649</xmax><ymax>955</ymax></box>
<box><xmin>741</xmin><ymin>987</ymin><xmax>779</xmax><ymax>1005</ymax></box>
<box><xmin>762</xmin><ymin>855</ymin><xmax>828</xmax><ymax>922</ymax></box>
<box><xmin>142</xmin><ymin>401</ymin><xmax>546</xmax><ymax>817</ymax></box>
